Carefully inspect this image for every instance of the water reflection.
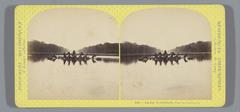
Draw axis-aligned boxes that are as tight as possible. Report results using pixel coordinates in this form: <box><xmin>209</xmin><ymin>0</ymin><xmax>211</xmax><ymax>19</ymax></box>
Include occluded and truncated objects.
<box><xmin>29</xmin><ymin>53</ymin><xmax>210</xmax><ymax>66</ymax></box>
<box><xmin>28</xmin><ymin>53</ymin><xmax>211</xmax><ymax>99</ymax></box>
<box><xmin>121</xmin><ymin>54</ymin><xmax>211</xmax><ymax>65</ymax></box>
<box><xmin>29</xmin><ymin>55</ymin><xmax>119</xmax><ymax>65</ymax></box>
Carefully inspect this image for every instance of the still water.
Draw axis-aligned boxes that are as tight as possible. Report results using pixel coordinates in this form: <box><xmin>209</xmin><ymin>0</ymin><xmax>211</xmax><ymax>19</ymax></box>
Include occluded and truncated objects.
<box><xmin>28</xmin><ymin>55</ymin><xmax>211</xmax><ymax>100</ymax></box>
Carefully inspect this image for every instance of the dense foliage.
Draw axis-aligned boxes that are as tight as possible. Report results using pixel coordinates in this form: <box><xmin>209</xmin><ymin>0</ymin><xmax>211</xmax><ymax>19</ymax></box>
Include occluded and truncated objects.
<box><xmin>78</xmin><ymin>42</ymin><xmax>160</xmax><ymax>55</ymax></box>
<box><xmin>120</xmin><ymin>42</ymin><xmax>160</xmax><ymax>55</ymax></box>
<box><xmin>172</xmin><ymin>41</ymin><xmax>211</xmax><ymax>53</ymax></box>
<box><xmin>28</xmin><ymin>40</ymin><xmax>68</xmax><ymax>53</ymax></box>
<box><xmin>79</xmin><ymin>42</ymin><xmax>119</xmax><ymax>54</ymax></box>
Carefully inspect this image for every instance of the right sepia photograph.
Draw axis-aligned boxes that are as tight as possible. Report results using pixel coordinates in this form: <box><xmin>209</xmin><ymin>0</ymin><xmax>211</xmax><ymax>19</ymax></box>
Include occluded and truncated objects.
<box><xmin>120</xmin><ymin>8</ymin><xmax>211</xmax><ymax>100</ymax></box>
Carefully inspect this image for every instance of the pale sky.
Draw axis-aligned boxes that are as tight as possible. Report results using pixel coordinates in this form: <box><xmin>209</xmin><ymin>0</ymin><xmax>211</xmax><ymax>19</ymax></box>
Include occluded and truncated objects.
<box><xmin>29</xmin><ymin>8</ymin><xmax>119</xmax><ymax>51</ymax></box>
<box><xmin>121</xmin><ymin>8</ymin><xmax>211</xmax><ymax>50</ymax></box>
<box><xmin>29</xmin><ymin>8</ymin><xmax>211</xmax><ymax>51</ymax></box>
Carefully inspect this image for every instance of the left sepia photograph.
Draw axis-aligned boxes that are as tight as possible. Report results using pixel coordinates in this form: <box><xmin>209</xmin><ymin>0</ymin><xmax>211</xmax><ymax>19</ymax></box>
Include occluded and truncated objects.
<box><xmin>28</xmin><ymin>8</ymin><xmax>120</xmax><ymax>100</ymax></box>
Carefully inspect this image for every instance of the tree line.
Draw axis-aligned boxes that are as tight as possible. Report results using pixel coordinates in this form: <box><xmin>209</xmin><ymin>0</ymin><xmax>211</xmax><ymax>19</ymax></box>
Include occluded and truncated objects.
<box><xmin>28</xmin><ymin>40</ymin><xmax>68</xmax><ymax>54</ymax></box>
<box><xmin>171</xmin><ymin>41</ymin><xmax>211</xmax><ymax>53</ymax></box>
<box><xmin>29</xmin><ymin>40</ymin><xmax>211</xmax><ymax>54</ymax></box>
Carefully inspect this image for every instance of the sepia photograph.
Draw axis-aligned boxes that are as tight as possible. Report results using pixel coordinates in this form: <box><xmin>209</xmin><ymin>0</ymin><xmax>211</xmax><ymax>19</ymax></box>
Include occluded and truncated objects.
<box><xmin>28</xmin><ymin>8</ymin><xmax>211</xmax><ymax>100</ymax></box>
<box><xmin>28</xmin><ymin>8</ymin><xmax>120</xmax><ymax>100</ymax></box>
<box><xmin>120</xmin><ymin>8</ymin><xmax>211</xmax><ymax>100</ymax></box>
